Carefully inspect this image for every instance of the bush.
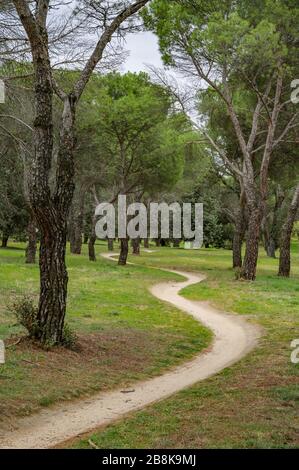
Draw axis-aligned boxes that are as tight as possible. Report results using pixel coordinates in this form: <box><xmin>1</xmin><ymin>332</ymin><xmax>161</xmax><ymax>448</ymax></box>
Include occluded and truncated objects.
<box><xmin>10</xmin><ymin>295</ymin><xmax>39</xmax><ymax>338</ymax></box>
<box><xmin>62</xmin><ymin>323</ymin><xmax>77</xmax><ymax>349</ymax></box>
<box><xmin>10</xmin><ymin>296</ymin><xmax>77</xmax><ymax>349</ymax></box>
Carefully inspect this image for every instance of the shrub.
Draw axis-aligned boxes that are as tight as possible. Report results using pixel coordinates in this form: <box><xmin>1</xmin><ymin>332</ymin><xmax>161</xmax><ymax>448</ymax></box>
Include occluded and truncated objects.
<box><xmin>10</xmin><ymin>295</ymin><xmax>39</xmax><ymax>338</ymax></box>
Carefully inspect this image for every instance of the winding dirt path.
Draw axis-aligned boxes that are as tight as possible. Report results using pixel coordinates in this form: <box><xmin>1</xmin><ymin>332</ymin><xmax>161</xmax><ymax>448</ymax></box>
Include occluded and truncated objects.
<box><xmin>0</xmin><ymin>253</ymin><xmax>260</xmax><ymax>449</ymax></box>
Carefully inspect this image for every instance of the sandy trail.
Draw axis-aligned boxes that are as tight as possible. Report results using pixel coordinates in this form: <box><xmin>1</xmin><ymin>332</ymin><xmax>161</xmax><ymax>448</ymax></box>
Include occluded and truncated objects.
<box><xmin>0</xmin><ymin>253</ymin><xmax>260</xmax><ymax>449</ymax></box>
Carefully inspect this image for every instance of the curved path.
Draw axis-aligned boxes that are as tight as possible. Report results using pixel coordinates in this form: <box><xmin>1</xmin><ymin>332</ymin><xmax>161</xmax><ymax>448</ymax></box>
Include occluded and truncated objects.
<box><xmin>0</xmin><ymin>253</ymin><xmax>260</xmax><ymax>449</ymax></box>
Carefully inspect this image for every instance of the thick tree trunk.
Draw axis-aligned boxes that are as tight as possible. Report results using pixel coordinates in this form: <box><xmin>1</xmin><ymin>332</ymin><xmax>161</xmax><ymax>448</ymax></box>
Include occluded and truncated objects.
<box><xmin>278</xmin><ymin>184</ymin><xmax>299</xmax><ymax>277</ymax></box>
<box><xmin>35</xmin><ymin>222</ymin><xmax>68</xmax><ymax>344</ymax></box>
<box><xmin>132</xmin><ymin>237</ymin><xmax>140</xmax><ymax>255</ymax></box>
<box><xmin>144</xmin><ymin>238</ymin><xmax>149</xmax><ymax>248</ymax></box>
<box><xmin>25</xmin><ymin>216</ymin><xmax>37</xmax><ymax>264</ymax></box>
<box><xmin>118</xmin><ymin>238</ymin><xmax>129</xmax><ymax>265</ymax></box>
<box><xmin>108</xmin><ymin>238</ymin><xmax>114</xmax><ymax>251</ymax></box>
<box><xmin>241</xmin><ymin>206</ymin><xmax>262</xmax><ymax>281</ymax></box>
<box><xmin>1</xmin><ymin>233</ymin><xmax>9</xmax><ymax>248</ymax></box>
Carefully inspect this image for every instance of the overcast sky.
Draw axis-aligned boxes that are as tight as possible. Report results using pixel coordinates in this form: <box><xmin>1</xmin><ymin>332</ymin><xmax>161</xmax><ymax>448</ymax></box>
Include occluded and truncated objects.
<box><xmin>122</xmin><ymin>31</ymin><xmax>164</xmax><ymax>73</ymax></box>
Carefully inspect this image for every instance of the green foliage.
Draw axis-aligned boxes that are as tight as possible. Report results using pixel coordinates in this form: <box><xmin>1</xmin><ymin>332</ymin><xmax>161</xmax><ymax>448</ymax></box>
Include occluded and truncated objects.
<box><xmin>61</xmin><ymin>323</ymin><xmax>78</xmax><ymax>350</ymax></box>
<box><xmin>10</xmin><ymin>296</ymin><xmax>39</xmax><ymax>339</ymax></box>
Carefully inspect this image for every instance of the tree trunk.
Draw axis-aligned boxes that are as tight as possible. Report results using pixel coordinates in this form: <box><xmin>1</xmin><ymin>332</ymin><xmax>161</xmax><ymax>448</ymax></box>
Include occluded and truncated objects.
<box><xmin>233</xmin><ymin>196</ymin><xmax>247</xmax><ymax>269</ymax></box>
<box><xmin>89</xmin><ymin>215</ymin><xmax>97</xmax><ymax>262</ymax></box>
<box><xmin>263</xmin><ymin>186</ymin><xmax>285</xmax><ymax>258</ymax></box>
<box><xmin>278</xmin><ymin>184</ymin><xmax>299</xmax><ymax>277</ymax></box>
<box><xmin>25</xmin><ymin>215</ymin><xmax>37</xmax><ymax>264</ymax></box>
<box><xmin>108</xmin><ymin>238</ymin><xmax>114</xmax><ymax>251</ymax></box>
<box><xmin>173</xmin><ymin>239</ymin><xmax>181</xmax><ymax>248</ymax></box>
<box><xmin>70</xmin><ymin>187</ymin><xmax>85</xmax><ymax>255</ymax></box>
<box><xmin>32</xmin><ymin>97</ymin><xmax>75</xmax><ymax>345</ymax></box>
<box><xmin>118</xmin><ymin>238</ymin><xmax>129</xmax><ymax>265</ymax></box>
<box><xmin>35</xmin><ymin>223</ymin><xmax>68</xmax><ymax>344</ymax></box>
<box><xmin>132</xmin><ymin>237</ymin><xmax>140</xmax><ymax>255</ymax></box>
<box><xmin>266</xmin><ymin>238</ymin><xmax>276</xmax><ymax>258</ymax></box>
<box><xmin>144</xmin><ymin>238</ymin><xmax>149</xmax><ymax>248</ymax></box>
<box><xmin>241</xmin><ymin>207</ymin><xmax>262</xmax><ymax>281</ymax></box>
<box><xmin>155</xmin><ymin>239</ymin><xmax>161</xmax><ymax>247</ymax></box>
<box><xmin>1</xmin><ymin>232</ymin><xmax>9</xmax><ymax>248</ymax></box>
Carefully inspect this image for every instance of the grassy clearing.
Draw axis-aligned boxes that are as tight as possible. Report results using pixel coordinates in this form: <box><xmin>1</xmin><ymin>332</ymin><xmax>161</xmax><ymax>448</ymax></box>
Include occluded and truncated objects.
<box><xmin>0</xmin><ymin>242</ymin><xmax>211</xmax><ymax>425</ymax></box>
<box><xmin>72</xmin><ymin>241</ymin><xmax>299</xmax><ymax>449</ymax></box>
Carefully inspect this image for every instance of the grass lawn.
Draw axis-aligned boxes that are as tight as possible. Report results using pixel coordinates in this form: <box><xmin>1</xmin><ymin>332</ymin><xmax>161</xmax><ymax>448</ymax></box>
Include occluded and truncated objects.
<box><xmin>71</xmin><ymin>241</ymin><xmax>299</xmax><ymax>449</ymax></box>
<box><xmin>0</xmin><ymin>241</ymin><xmax>211</xmax><ymax>425</ymax></box>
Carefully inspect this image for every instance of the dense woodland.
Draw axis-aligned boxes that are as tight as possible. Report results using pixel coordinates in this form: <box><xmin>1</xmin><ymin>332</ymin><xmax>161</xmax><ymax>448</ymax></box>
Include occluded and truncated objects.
<box><xmin>0</xmin><ymin>0</ymin><xmax>298</xmax><ymax>346</ymax></box>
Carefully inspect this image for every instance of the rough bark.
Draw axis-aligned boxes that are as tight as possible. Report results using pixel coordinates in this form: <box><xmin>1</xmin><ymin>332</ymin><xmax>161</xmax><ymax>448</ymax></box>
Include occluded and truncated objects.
<box><xmin>118</xmin><ymin>238</ymin><xmax>129</xmax><ymax>265</ymax></box>
<box><xmin>25</xmin><ymin>215</ymin><xmax>37</xmax><ymax>264</ymax></box>
<box><xmin>278</xmin><ymin>184</ymin><xmax>299</xmax><ymax>277</ymax></box>
<box><xmin>143</xmin><ymin>238</ymin><xmax>149</xmax><ymax>248</ymax></box>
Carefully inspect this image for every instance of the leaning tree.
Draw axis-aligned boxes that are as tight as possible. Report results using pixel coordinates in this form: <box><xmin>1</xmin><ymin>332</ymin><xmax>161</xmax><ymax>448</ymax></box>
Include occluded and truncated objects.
<box><xmin>144</xmin><ymin>0</ymin><xmax>299</xmax><ymax>280</ymax></box>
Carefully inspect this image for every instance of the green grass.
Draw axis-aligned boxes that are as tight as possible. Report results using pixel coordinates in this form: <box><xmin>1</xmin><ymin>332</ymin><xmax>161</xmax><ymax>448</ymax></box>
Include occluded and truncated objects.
<box><xmin>0</xmin><ymin>241</ymin><xmax>211</xmax><ymax>423</ymax></box>
<box><xmin>71</xmin><ymin>241</ymin><xmax>299</xmax><ymax>449</ymax></box>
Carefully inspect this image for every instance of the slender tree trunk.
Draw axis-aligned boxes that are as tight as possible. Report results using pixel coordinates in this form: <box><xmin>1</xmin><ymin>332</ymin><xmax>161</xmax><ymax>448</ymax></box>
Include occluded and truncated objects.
<box><xmin>241</xmin><ymin>206</ymin><xmax>262</xmax><ymax>281</ymax></box>
<box><xmin>233</xmin><ymin>226</ymin><xmax>244</xmax><ymax>269</ymax></box>
<box><xmin>278</xmin><ymin>184</ymin><xmax>299</xmax><ymax>277</ymax></box>
<box><xmin>233</xmin><ymin>197</ymin><xmax>247</xmax><ymax>269</ymax></box>
<box><xmin>118</xmin><ymin>238</ymin><xmax>129</xmax><ymax>265</ymax></box>
<box><xmin>173</xmin><ymin>239</ymin><xmax>181</xmax><ymax>248</ymax></box>
<box><xmin>263</xmin><ymin>186</ymin><xmax>285</xmax><ymax>258</ymax></box>
<box><xmin>132</xmin><ymin>237</ymin><xmax>140</xmax><ymax>255</ymax></box>
<box><xmin>1</xmin><ymin>232</ymin><xmax>9</xmax><ymax>248</ymax></box>
<box><xmin>266</xmin><ymin>238</ymin><xmax>276</xmax><ymax>258</ymax></box>
<box><xmin>144</xmin><ymin>238</ymin><xmax>149</xmax><ymax>248</ymax></box>
<box><xmin>88</xmin><ymin>214</ymin><xmax>97</xmax><ymax>262</ymax></box>
<box><xmin>83</xmin><ymin>233</ymin><xmax>89</xmax><ymax>244</ymax></box>
<box><xmin>108</xmin><ymin>238</ymin><xmax>114</xmax><ymax>251</ymax></box>
<box><xmin>25</xmin><ymin>215</ymin><xmax>37</xmax><ymax>264</ymax></box>
<box><xmin>70</xmin><ymin>187</ymin><xmax>85</xmax><ymax>255</ymax></box>
<box><xmin>155</xmin><ymin>239</ymin><xmax>161</xmax><ymax>247</ymax></box>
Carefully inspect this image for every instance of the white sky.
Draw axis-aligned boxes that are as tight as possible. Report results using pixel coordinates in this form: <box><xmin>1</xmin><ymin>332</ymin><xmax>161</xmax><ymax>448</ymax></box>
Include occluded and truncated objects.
<box><xmin>122</xmin><ymin>31</ymin><xmax>164</xmax><ymax>73</ymax></box>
